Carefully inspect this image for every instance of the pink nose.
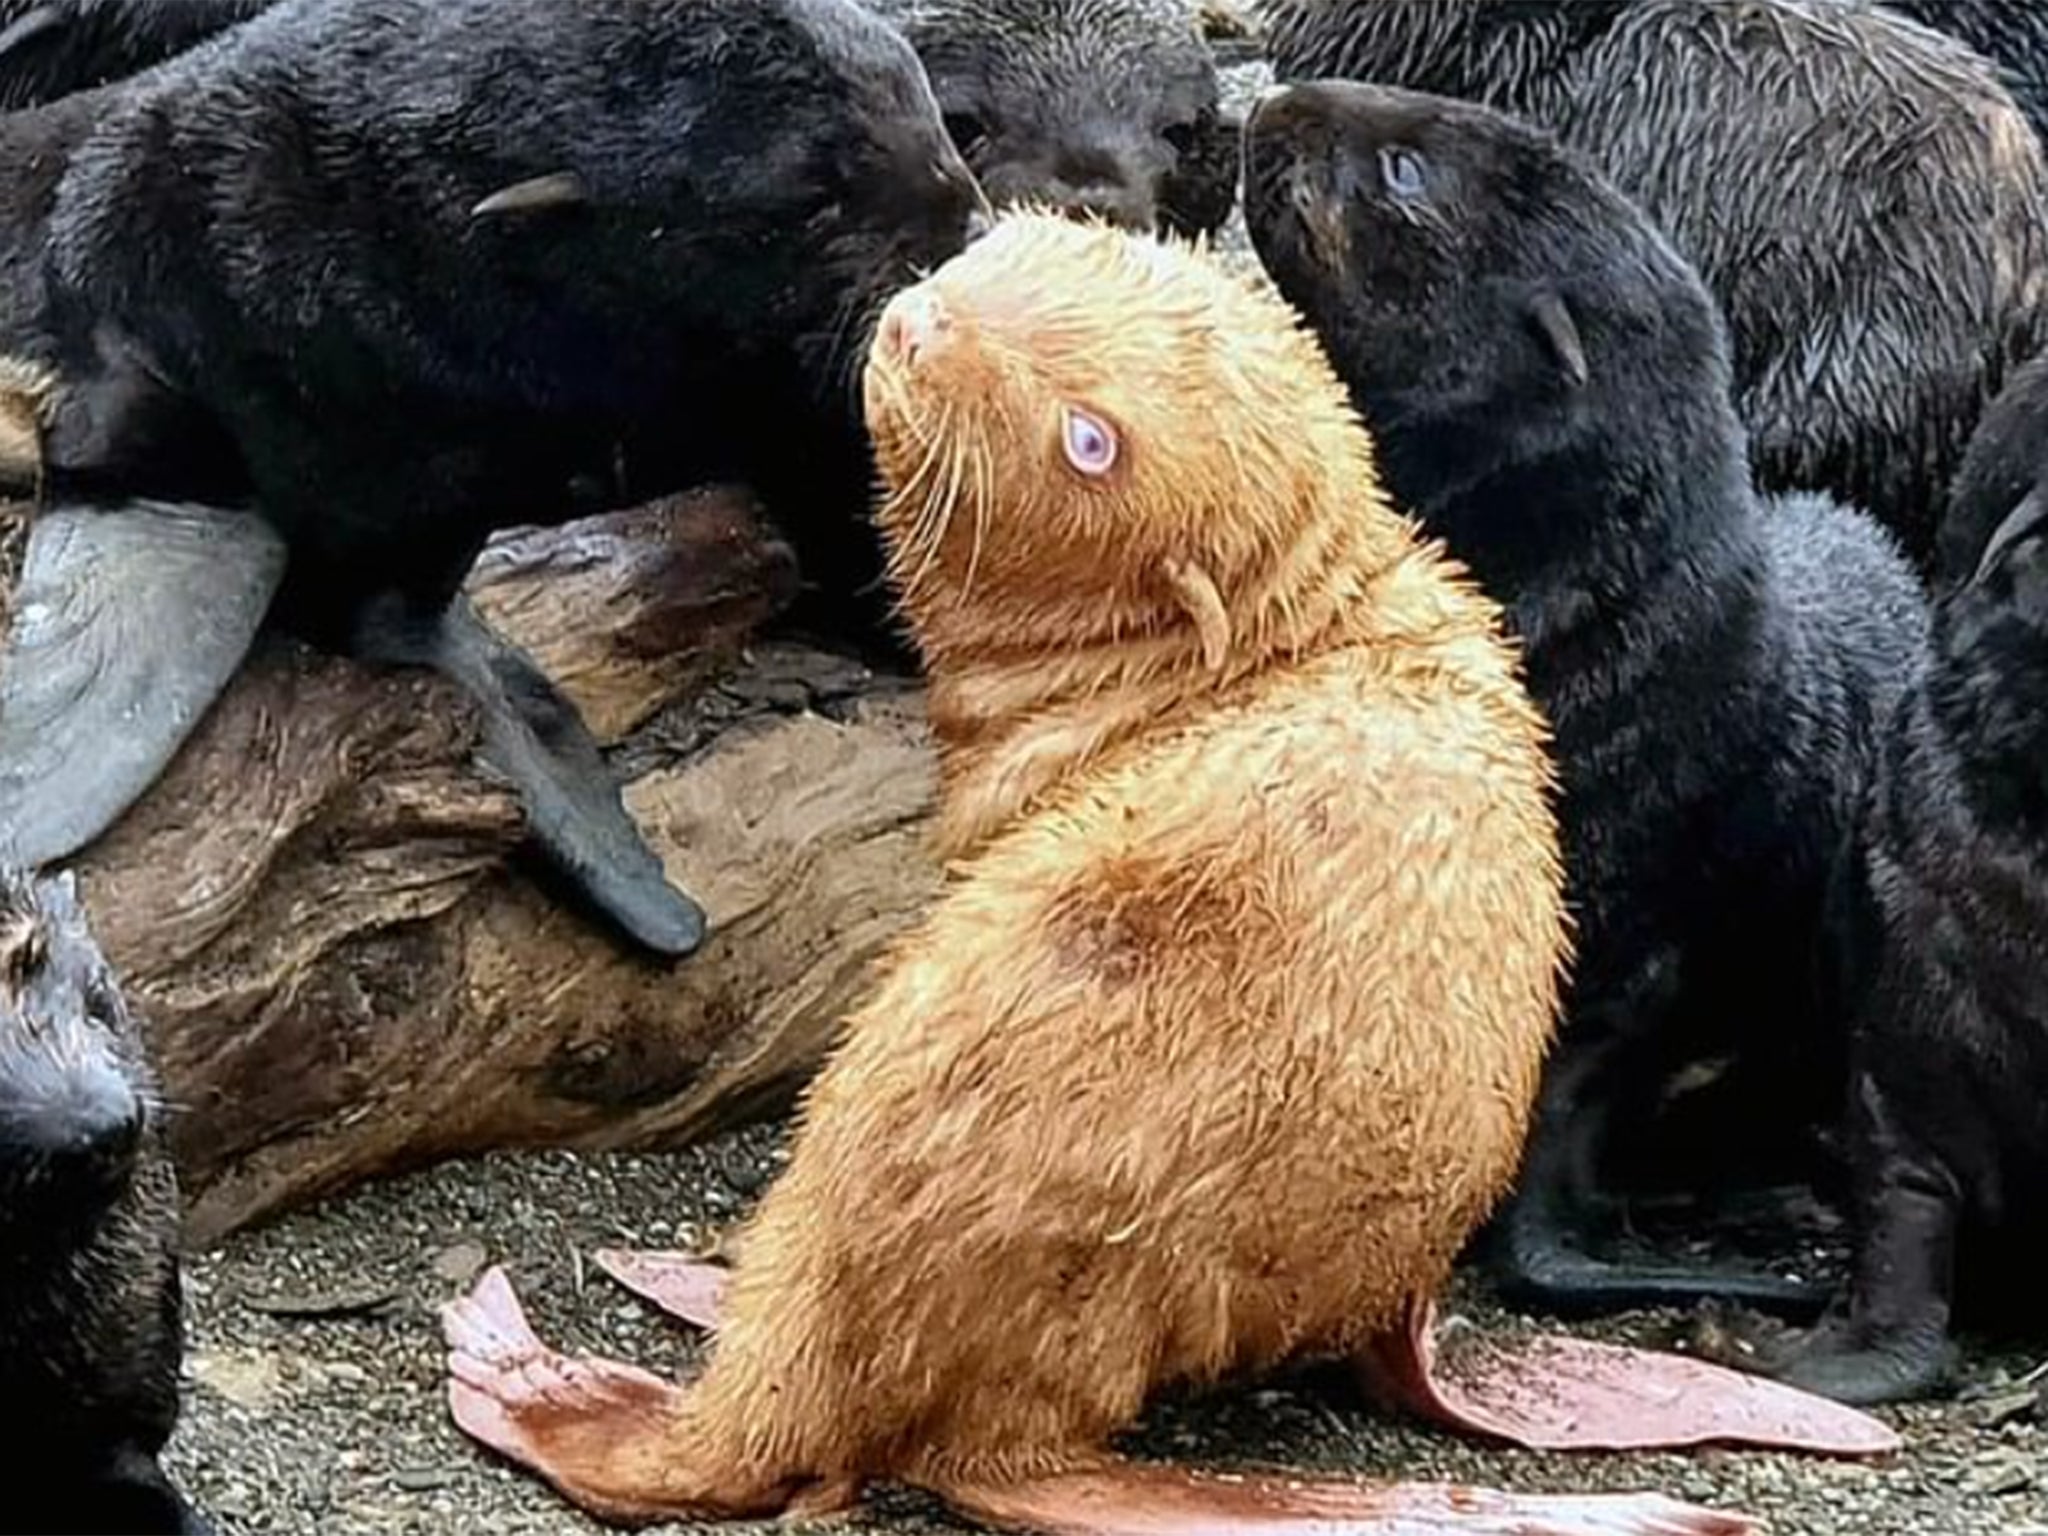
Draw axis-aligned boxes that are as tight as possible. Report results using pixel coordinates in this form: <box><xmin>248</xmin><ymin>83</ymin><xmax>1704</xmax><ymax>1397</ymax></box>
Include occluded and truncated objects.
<box><xmin>878</xmin><ymin>287</ymin><xmax>951</xmax><ymax>366</ymax></box>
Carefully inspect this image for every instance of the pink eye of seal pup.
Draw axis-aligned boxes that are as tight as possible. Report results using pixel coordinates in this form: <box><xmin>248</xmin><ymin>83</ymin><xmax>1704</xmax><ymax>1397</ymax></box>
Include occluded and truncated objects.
<box><xmin>437</xmin><ymin>211</ymin><xmax>1895</xmax><ymax>1536</ymax></box>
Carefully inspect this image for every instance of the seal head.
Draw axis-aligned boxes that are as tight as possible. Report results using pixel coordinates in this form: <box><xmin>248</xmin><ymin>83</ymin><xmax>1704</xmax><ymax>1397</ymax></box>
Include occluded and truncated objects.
<box><xmin>1241</xmin><ymin>79</ymin><xmax>1737</xmax><ymax>572</ymax></box>
<box><xmin>864</xmin><ymin>208</ymin><xmax>1413</xmax><ymax>671</ymax></box>
<box><xmin>888</xmin><ymin>0</ymin><xmax>1237</xmax><ymax>236</ymax></box>
<box><xmin>0</xmin><ymin>868</ymin><xmax>149</xmax><ymax>1237</ymax></box>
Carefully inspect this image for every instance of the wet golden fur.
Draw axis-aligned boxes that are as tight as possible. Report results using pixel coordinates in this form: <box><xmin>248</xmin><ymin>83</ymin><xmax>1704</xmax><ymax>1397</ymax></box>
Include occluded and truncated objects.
<box><xmin>522</xmin><ymin>211</ymin><xmax>1571</xmax><ymax>1518</ymax></box>
<box><xmin>0</xmin><ymin>354</ymin><xmax>54</xmax><ymax>491</ymax></box>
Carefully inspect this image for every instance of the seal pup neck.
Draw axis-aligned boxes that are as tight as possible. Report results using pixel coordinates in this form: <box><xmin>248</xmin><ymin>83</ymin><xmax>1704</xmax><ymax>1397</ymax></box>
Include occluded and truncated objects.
<box><xmin>863</xmin><ymin>208</ymin><xmax>1501</xmax><ymax>859</ymax></box>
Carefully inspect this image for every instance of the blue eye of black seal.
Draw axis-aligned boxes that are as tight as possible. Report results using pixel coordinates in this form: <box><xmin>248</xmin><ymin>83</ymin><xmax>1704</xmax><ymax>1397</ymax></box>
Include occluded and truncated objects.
<box><xmin>1379</xmin><ymin>146</ymin><xmax>1427</xmax><ymax>199</ymax></box>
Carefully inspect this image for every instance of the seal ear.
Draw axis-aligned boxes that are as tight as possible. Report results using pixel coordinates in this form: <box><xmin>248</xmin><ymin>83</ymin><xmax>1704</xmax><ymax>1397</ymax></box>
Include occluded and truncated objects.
<box><xmin>470</xmin><ymin>171</ymin><xmax>590</xmax><ymax>220</ymax></box>
<box><xmin>1161</xmin><ymin>557</ymin><xmax>1231</xmax><ymax>673</ymax></box>
<box><xmin>1970</xmin><ymin>485</ymin><xmax>2048</xmax><ymax>588</ymax></box>
<box><xmin>1525</xmin><ymin>290</ymin><xmax>1589</xmax><ymax>389</ymax></box>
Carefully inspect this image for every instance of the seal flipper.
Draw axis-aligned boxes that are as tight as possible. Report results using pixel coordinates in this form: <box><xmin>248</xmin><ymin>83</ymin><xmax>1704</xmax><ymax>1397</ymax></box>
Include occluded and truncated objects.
<box><xmin>1479</xmin><ymin>1017</ymin><xmax>1833</xmax><ymax>1324</ymax></box>
<box><xmin>350</xmin><ymin>594</ymin><xmax>705</xmax><ymax>958</ymax></box>
<box><xmin>447</xmin><ymin>1271</ymin><xmax>1757</xmax><ymax>1536</ymax></box>
<box><xmin>442</xmin><ymin>1267</ymin><xmax>807</xmax><ymax>1525</ymax></box>
<box><xmin>941</xmin><ymin>1463</ymin><xmax>1758</xmax><ymax>1536</ymax></box>
<box><xmin>1355</xmin><ymin>1297</ymin><xmax>1900</xmax><ymax>1458</ymax></box>
<box><xmin>1481</xmin><ymin>1211</ymin><xmax>1831</xmax><ymax>1322</ymax></box>
<box><xmin>0</xmin><ymin>501</ymin><xmax>286</xmax><ymax>865</ymax></box>
<box><xmin>1730</xmin><ymin>1076</ymin><xmax>1964</xmax><ymax>1407</ymax></box>
<box><xmin>592</xmin><ymin>1248</ymin><xmax>728</xmax><ymax>1330</ymax></box>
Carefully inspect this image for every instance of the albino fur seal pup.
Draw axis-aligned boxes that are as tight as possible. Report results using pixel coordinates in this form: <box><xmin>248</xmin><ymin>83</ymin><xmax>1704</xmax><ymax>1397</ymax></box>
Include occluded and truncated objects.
<box><xmin>1243</xmin><ymin>81</ymin><xmax>1932</xmax><ymax>1321</ymax></box>
<box><xmin>1748</xmin><ymin>354</ymin><xmax>2048</xmax><ymax>1406</ymax></box>
<box><xmin>0</xmin><ymin>0</ymin><xmax>982</xmax><ymax>956</ymax></box>
<box><xmin>1256</xmin><ymin>0</ymin><xmax>2048</xmax><ymax>570</ymax></box>
<box><xmin>0</xmin><ymin>866</ymin><xmax>209</xmax><ymax>1534</ymax></box>
<box><xmin>439</xmin><ymin>211</ymin><xmax>1896</xmax><ymax>1536</ymax></box>
<box><xmin>0</xmin><ymin>0</ymin><xmax>1238</xmax><ymax>240</ymax></box>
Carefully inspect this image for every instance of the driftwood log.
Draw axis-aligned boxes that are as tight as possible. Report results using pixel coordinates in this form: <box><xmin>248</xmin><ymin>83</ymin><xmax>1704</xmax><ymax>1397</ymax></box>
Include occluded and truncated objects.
<box><xmin>4</xmin><ymin>488</ymin><xmax>941</xmax><ymax>1245</ymax></box>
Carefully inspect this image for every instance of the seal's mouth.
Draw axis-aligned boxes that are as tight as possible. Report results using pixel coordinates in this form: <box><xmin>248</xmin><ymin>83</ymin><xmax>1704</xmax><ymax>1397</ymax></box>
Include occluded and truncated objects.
<box><xmin>1242</xmin><ymin>87</ymin><xmax>1351</xmax><ymax>280</ymax></box>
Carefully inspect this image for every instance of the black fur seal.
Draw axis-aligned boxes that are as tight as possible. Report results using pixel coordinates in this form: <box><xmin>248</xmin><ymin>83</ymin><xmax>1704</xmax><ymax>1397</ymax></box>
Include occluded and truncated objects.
<box><xmin>878</xmin><ymin>0</ymin><xmax>1240</xmax><ymax>236</ymax></box>
<box><xmin>1751</xmin><ymin>350</ymin><xmax>2048</xmax><ymax>1406</ymax></box>
<box><xmin>1255</xmin><ymin>0</ymin><xmax>2048</xmax><ymax>571</ymax></box>
<box><xmin>0</xmin><ymin>865</ymin><xmax>209</xmax><ymax>1535</ymax></box>
<box><xmin>1242</xmin><ymin>78</ymin><xmax>1932</xmax><ymax>1320</ymax></box>
<box><xmin>0</xmin><ymin>0</ymin><xmax>1239</xmax><ymax>240</ymax></box>
<box><xmin>0</xmin><ymin>0</ymin><xmax>981</xmax><ymax>957</ymax></box>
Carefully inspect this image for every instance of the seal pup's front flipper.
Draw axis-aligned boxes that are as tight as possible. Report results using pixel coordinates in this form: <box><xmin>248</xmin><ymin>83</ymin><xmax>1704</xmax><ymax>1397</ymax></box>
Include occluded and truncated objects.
<box><xmin>352</xmin><ymin>593</ymin><xmax>706</xmax><ymax>959</ymax></box>
<box><xmin>591</xmin><ymin>1248</ymin><xmax>728</xmax><ymax>1330</ymax></box>
<box><xmin>941</xmin><ymin>1463</ymin><xmax>1759</xmax><ymax>1536</ymax></box>
<box><xmin>0</xmin><ymin>500</ymin><xmax>286</xmax><ymax>865</ymax></box>
<box><xmin>1355</xmin><ymin>1297</ymin><xmax>1902</xmax><ymax>1459</ymax></box>
<box><xmin>442</xmin><ymin>1267</ymin><xmax>815</xmax><ymax>1525</ymax></box>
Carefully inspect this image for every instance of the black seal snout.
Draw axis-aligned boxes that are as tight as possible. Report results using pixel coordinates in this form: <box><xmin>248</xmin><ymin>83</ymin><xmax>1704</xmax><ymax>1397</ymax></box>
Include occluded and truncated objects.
<box><xmin>0</xmin><ymin>1061</ymin><xmax>145</xmax><ymax>1219</ymax></box>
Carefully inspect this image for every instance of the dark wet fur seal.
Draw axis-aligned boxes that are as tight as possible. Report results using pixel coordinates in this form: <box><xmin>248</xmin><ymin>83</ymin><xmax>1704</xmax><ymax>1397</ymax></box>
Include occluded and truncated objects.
<box><xmin>1242</xmin><ymin>79</ymin><xmax>1932</xmax><ymax>1320</ymax></box>
<box><xmin>0</xmin><ymin>0</ymin><xmax>980</xmax><ymax>957</ymax></box>
<box><xmin>877</xmin><ymin>0</ymin><xmax>1240</xmax><ymax>235</ymax></box>
<box><xmin>0</xmin><ymin>0</ymin><xmax>1239</xmax><ymax>238</ymax></box>
<box><xmin>1748</xmin><ymin>354</ymin><xmax>2048</xmax><ymax>1406</ymax></box>
<box><xmin>1256</xmin><ymin>0</ymin><xmax>2048</xmax><ymax>571</ymax></box>
<box><xmin>1883</xmin><ymin>0</ymin><xmax>2048</xmax><ymax>146</ymax></box>
<box><xmin>0</xmin><ymin>866</ymin><xmax>209</xmax><ymax>1535</ymax></box>
<box><xmin>0</xmin><ymin>0</ymin><xmax>270</xmax><ymax>108</ymax></box>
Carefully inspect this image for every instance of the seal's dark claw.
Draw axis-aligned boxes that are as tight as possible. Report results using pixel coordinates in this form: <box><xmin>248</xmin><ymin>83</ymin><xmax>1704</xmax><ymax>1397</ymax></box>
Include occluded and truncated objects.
<box><xmin>352</xmin><ymin>594</ymin><xmax>707</xmax><ymax>959</ymax></box>
<box><xmin>0</xmin><ymin>501</ymin><xmax>286</xmax><ymax>866</ymax></box>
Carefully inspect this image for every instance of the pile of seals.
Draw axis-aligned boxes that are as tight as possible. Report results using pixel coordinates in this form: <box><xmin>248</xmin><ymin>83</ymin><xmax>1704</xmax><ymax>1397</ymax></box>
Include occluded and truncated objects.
<box><xmin>2</xmin><ymin>0</ymin><xmax>2047</xmax><ymax>1531</ymax></box>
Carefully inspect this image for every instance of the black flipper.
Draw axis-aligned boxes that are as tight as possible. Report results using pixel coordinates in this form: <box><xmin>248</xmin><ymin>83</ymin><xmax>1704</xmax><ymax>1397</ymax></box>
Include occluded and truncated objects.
<box><xmin>0</xmin><ymin>500</ymin><xmax>286</xmax><ymax>865</ymax></box>
<box><xmin>351</xmin><ymin>592</ymin><xmax>706</xmax><ymax>960</ymax></box>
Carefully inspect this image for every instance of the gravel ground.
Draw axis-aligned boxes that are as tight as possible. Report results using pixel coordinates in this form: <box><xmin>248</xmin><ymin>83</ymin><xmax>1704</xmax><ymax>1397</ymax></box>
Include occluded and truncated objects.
<box><xmin>163</xmin><ymin>1122</ymin><xmax>2048</xmax><ymax>1536</ymax></box>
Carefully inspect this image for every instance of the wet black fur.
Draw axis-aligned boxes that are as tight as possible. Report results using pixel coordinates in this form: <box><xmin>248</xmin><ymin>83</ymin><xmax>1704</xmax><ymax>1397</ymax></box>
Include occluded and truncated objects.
<box><xmin>0</xmin><ymin>0</ymin><xmax>979</xmax><ymax>645</ymax></box>
<box><xmin>0</xmin><ymin>868</ymin><xmax>206</xmax><ymax>1535</ymax></box>
<box><xmin>881</xmin><ymin>0</ymin><xmax>1240</xmax><ymax>237</ymax></box>
<box><xmin>1766</xmin><ymin>354</ymin><xmax>2048</xmax><ymax>1404</ymax></box>
<box><xmin>1885</xmin><ymin>0</ymin><xmax>2048</xmax><ymax>147</ymax></box>
<box><xmin>0</xmin><ymin>0</ymin><xmax>1239</xmax><ymax>239</ymax></box>
<box><xmin>0</xmin><ymin>0</ymin><xmax>270</xmax><ymax>109</ymax></box>
<box><xmin>1255</xmin><ymin>0</ymin><xmax>2048</xmax><ymax>573</ymax></box>
<box><xmin>1242</xmin><ymin>80</ymin><xmax>1932</xmax><ymax>1317</ymax></box>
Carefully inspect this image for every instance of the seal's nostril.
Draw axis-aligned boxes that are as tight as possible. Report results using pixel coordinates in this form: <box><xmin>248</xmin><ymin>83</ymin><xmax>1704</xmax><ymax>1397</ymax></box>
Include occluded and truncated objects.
<box><xmin>879</xmin><ymin>288</ymin><xmax>952</xmax><ymax>366</ymax></box>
